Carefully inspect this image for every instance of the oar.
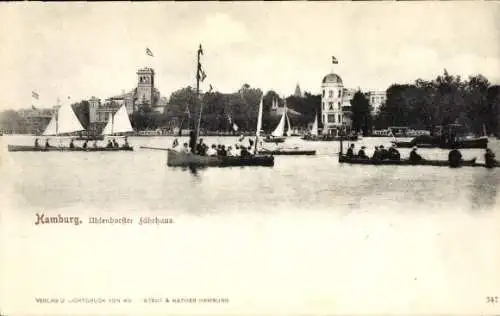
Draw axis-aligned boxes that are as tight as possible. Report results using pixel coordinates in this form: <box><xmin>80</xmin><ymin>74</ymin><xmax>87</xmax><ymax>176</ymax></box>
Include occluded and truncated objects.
<box><xmin>139</xmin><ymin>146</ymin><xmax>170</xmax><ymax>151</ymax></box>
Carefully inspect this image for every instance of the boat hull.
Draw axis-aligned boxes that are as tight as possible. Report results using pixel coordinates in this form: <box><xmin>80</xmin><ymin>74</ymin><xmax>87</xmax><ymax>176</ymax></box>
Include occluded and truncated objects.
<box><xmin>7</xmin><ymin>145</ymin><xmax>133</xmax><ymax>152</ymax></box>
<box><xmin>338</xmin><ymin>154</ymin><xmax>495</xmax><ymax>167</ymax></box>
<box><xmin>263</xmin><ymin>137</ymin><xmax>286</xmax><ymax>143</ymax></box>
<box><xmin>167</xmin><ymin>149</ymin><xmax>274</xmax><ymax>167</ymax></box>
<box><xmin>257</xmin><ymin>150</ymin><xmax>316</xmax><ymax>155</ymax></box>
<box><xmin>393</xmin><ymin>137</ymin><xmax>488</xmax><ymax>149</ymax></box>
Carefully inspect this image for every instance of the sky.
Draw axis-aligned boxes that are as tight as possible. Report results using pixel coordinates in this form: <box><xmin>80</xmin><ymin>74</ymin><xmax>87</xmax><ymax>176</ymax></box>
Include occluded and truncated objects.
<box><xmin>0</xmin><ymin>2</ymin><xmax>499</xmax><ymax>110</ymax></box>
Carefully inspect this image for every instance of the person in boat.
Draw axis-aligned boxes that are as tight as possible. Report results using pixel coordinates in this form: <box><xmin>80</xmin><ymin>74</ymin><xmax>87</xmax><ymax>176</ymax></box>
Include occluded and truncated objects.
<box><xmin>388</xmin><ymin>144</ymin><xmax>401</xmax><ymax>160</ymax></box>
<box><xmin>34</xmin><ymin>138</ymin><xmax>40</xmax><ymax>148</ymax></box>
<box><xmin>207</xmin><ymin>144</ymin><xmax>217</xmax><ymax>156</ymax></box>
<box><xmin>409</xmin><ymin>146</ymin><xmax>423</xmax><ymax>161</ymax></box>
<box><xmin>181</xmin><ymin>142</ymin><xmax>190</xmax><ymax>154</ymax></box>
<box><xmin>226</xmin><ymin>146</ymin><xmax>234</xmax><ymax>157</ymax></box>
<box><xmin>218</xmin><ymin>145</ymin><xmax>227</xmax><ymax>157</ymax></box>
<box><xmin>189</xmin><ymin>130</ymin><xmax>196</xmax><ymax>153</ymax></box>
<box><xmin>122</xmin><ymin>137</ymin><xmax>130</xmax><ymax>149</ymax></box>
<box><xmin>196</xmin><ymin>139</ymin><xmax>207</xmax><ymax>156</ymax></box>
<box><xmin>106</xmin><ymin>139</ymin><xmax>113</xmax><ymax>148</ymax></box>
<box><xmin>234</xmin><ymin>144</ymin><xmax>241</xmax><ymax>156</ymax></box>
<box><xmin>45</xmin><ymin>139</ymin><xmax>51</xmax><ymax>148</ymax></box>
<box><xmin>357</xmin><ymin>146</ymin><xmax>368</xmax><ymax>159</ymax></box>
<box><xmin>240</xmin><ymin>146</ymin><xmax>251</xmax><ymax>157</ymax></box>
<box><xmin>484</xmin><ymin>148</ymin><xmax>496</xmax><ymax>168</ymax></box>
<box><xmin>112</xmin><ymin>138</ymin><xmax>119</xmax><ymax>148</ymax></box>
<box><xmin>82</xmin><ymin>140</ymin><xmax>88</xmax><ymax>149</ymax></box>
<box><xmin>379</xmin><ymin>145</ymin><xmax>389</xmax><ymax>160</ymax></box>
<box><xmin>371</xmin><ymin>146</ymin><xmax>380</xmax><ymax>160</ymax></box>
<box><xmin>346</xmin><ymin>144</ymin><xmax>355</xmax><ymax>158</ymax></box>
<box><xmin>69</xmin><ymin>139</ymin><xmax>75</xmax><ymax>149</ymax></box>
<box><xmin>448</xmin><ymin>146</ymin><xmax>463</xmax><ymax>167</ymax></box>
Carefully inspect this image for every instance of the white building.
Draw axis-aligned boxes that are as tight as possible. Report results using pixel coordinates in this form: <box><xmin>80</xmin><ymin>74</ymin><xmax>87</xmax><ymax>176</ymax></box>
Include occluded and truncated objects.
<box><xmin>321</xmin><ymin>73</ymin><xmax>350</xmax><ymax>134</ymax></box>
<box><xmin>365</xmin><ymin>90</ymin><xmax>386</xmax><ymax>114</ymax></box>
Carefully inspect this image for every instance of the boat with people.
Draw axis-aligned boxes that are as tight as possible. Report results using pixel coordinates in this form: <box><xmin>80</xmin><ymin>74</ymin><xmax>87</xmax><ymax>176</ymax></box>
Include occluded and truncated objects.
<box><xmin>338</xmin><ymin>134</ymin><xmax>498</xmax><ymax>168</ymax></box>
<box><xmin>262</xmin><ymin>99</ymin><xmax>292</xmax><ymax>144</ymax></box>
<box><xmin>165</xmin><ymin>45</ymin><xmax>274</xmax><ymax>168</ymax></box>
<box><xmin>8</xmin><ymin>98</ymin><xmax>134</xmax><ymax>152</ymax></box>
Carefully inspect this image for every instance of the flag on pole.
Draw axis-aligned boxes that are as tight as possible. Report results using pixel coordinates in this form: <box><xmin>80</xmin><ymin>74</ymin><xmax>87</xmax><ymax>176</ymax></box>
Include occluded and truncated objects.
<box><xmin>32</xmin><ymin>91</ymin><xmax>39</xmax><ymax>99</ymax></box>
<box><xmin>209</xmin><ymin>84</ymin><xmax>213</xmax><ymax>92</ymax></box>
<box><xmin>146</xmin><ymin>48</ymin><xmax>154</xmax><ymax>57</ymax></box>
<box><xmin>198</xmin><ymin>68</ymin><xmax>207</xmax><ymax>82</ymax></box>
<box><xmin>332</xmin><ymin>56</ymin><xmax>339</xmax><ymax>64</ymax></box>
<box><xmin>198</xmin><ymin>44</ymin><xmax>203</xmax><ymax>56</ymax></box>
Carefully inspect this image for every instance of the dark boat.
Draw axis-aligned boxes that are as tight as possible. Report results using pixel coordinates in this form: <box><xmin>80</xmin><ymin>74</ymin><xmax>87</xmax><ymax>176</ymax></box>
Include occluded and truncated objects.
<box><xmin>337</xmin><ymin>154</ymin><xmax>494</xmax><ymax>167</ymax></box>
<box><xmin>167</xmin><ymin>149</ymin><xmax>273</xmax><ymax>167</ymax></box>
<box><xmin>392</xmin><ymin>135</ymin><xmax>488</xmax><ymax>149</ymax></box>
<box><xmin>165</xmin><ymin>45</ymin><xmax>274</xmax><ymax>169</ymax></box>
<box><xmin>257</xmin><ymin>149</ymin><xmax>316</xmax><ymax>155</ymax></box>
<box><xmin>262</xmin><ymin>136</ymin><xmax>286</xmax><ymax>143</ymax></box>
<box><xmin>8</xmin><ymin>145</ymin><xmax>133</xmax><ymax>152</ymax></box>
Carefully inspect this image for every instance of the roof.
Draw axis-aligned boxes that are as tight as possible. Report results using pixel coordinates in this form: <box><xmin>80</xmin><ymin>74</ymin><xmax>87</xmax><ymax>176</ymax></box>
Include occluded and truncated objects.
<box><xmin>322</xmin><ymin>73</ymin><xmax>343</xmax><ymax>84</ymax></box>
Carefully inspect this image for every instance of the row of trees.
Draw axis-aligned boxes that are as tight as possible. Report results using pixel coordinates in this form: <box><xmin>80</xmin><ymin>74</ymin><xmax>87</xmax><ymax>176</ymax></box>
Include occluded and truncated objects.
<box><xmin>348</xmin><ymin>70</ymin><xmax>500</xmax><ymax>136</ymax></box>
<box><xmin>132</xmin><ymin>84</ymin><xmax>322</xmax><ymax>132</ymax></box>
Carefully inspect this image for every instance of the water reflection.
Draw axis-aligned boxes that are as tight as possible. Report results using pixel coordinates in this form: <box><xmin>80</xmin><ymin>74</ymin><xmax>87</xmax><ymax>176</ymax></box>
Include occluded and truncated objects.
<box><xmin>470</xmin><ymin>169</ymin><xmax>499</xmax><ymax>211</ymax></box>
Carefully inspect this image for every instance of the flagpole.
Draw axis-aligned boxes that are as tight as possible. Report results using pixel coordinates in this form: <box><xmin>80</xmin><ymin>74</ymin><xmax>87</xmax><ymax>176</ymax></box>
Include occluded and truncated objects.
<box><xmin>195</xmin><ymin>44</ymin><xmax>203</xmax><ymax>143</ymax></box>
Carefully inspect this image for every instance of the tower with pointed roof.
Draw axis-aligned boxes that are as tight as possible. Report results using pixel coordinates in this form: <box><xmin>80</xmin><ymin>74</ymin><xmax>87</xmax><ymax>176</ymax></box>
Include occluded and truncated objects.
<box><xmin>294</xmin><ymin>83</ymin><xmax>302</xmax><ymax>97</ymax></box>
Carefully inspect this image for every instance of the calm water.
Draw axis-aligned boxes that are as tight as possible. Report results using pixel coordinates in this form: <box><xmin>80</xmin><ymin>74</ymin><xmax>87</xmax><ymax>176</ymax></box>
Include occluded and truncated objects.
<box><xmin>2</xmin><ymin>135</ymin><xmax>499</xmax><ymax>213</ymax></box>
<box><xmin>1</xmin><ymin>135</ymin><xmax>499</xmax><ymax>315</ymax></box>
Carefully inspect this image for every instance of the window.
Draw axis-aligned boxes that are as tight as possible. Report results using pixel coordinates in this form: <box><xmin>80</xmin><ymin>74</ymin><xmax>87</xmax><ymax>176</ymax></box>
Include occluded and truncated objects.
<box><xmin>322</xmin><ymin>102</ymin><xmax>325</xmax><ymax>109</ymax></box>
<box><xmin>338</xmin><ymin>90</ymin><xmax>341</xmax><ymax>98</ymax></box>
<box><xmin>329</xmin><ymin>102</ymin><xmax>333</xmax><ymax>110</ymax></box>
<box><xmin>338</xmin><ymin>115</ymin><xmax>341</xmax><ymax>123</ymax></box>
<box><xmin>322</xmin><ymin>90</ymin><xmax>325</xmax><ymax>97</ymax></box>
<box><xmin>328</xmin><ymin>114</ymin><xmax>335</xmax><ymax>123</ymax></box>
<box><xmin>329</xmin><ymin>90</ymin><xmax>333</xmax><ymax>97</ymax></box>
<box><xmin>338</xmin><ymin>102</ymin><xmax>341</xmax><ymax>110</ymax></box>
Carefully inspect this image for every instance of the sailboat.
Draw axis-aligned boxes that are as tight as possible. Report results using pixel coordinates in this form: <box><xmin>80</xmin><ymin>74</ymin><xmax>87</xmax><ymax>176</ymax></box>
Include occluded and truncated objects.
<box><xmin>8</xmin><ymin>101</ymin><xmax>85</xmax><ymax>152</ymax></box>
<box><xmin>166</xmin><ymin>45</ymin><xmax>274</xmax><ymax>167</ymax></box>
<box><xmin>263</xmin><ymin>100</ymin><xmax>292</xmax><ymax>143</ymax></box>
<box><xmin>302</xmin><ymin>113</ymin><xmax>319</xmax><ymax>140</ymax></box>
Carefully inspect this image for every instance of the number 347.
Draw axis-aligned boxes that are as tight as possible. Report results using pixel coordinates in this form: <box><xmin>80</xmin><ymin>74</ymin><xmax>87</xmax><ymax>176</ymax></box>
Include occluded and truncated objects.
<box><xmin>486</xmin><ymin>296</ymin><xmax>498</xmax><ymax>304</ymax></box>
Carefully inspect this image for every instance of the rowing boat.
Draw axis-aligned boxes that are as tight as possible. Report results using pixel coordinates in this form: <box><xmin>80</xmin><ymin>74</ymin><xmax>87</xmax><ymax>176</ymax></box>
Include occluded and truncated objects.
<box><xmin>167</xmin><ymin>149</ymin><xmax>273</xmax><ymax>167</ymax></box>
<box><xmin>8</xmin><ymin>145</ymin><xmax>133</xmax><ymax>152</ymax></box>
<box><xmin>338</xmin><ymin>154</ymin><xmax>498</xmax><ymax>168</ymax></box>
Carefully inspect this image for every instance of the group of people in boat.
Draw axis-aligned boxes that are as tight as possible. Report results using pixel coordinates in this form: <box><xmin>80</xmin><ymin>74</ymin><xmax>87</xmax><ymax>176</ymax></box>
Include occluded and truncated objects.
<box><xmin>176</xmin><ymin>137</ymin><xmax>256</xmax><ymax>157</ymax></box>
<box><xmin>346</xmin><ymin>143</ymin><xmax>405</xmax><ymax>161</ymax></box>
<box><xmin>345</xmin><ymin>143</ymin><xmax>497</xmax><ymax>167</ymax></box>
<box><xmin>34</xmin><ymin>137</ymin><xmax>131</xmax><ymax>150</ymax></box>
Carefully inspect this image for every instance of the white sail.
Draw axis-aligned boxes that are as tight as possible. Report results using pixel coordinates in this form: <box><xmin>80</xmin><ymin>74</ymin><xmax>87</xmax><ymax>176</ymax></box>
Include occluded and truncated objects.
<box><xmin>271</xmin><ymin>111</ymin><xmax>286</xmax><ymax>137</ymax></box>
<box><xmin>311</xmin><ymin>114</ymin><xmax>319</xmax><ymax>136</ymax></box>
<box><xmin>285</xmin><ymin>110</ymin><xmax>292</xmax><ymax>137</ymax></box>
<box><xmin>256</xmin><ymin>97</ymin><xmax>263</xmax><ymax>137</ymax></box>
<box><xmin>43</xmin><ymin>103</ymin><xmax>85</xmax><ymax>136</ymax></box>
<box><xmin>101</xmin><ymin>105</ymin><xmax>134</xmax><ymax>135</ymax></box>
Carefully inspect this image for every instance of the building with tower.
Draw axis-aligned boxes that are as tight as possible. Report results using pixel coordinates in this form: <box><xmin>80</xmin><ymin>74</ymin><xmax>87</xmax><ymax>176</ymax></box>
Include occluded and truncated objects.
<box><xmin>294</xmin><ymin>83</ymin><xmax>302</xmax><ymax>97</ymax></box>
<box><xmin>88</xmin><ymin>67</ymin><xmax>168</xmax><ymax>133</ymax></box>
<box><xmin>321</xmin><ymin>72</ymin><xmax>351</xmax><ymax>134</ymax></box>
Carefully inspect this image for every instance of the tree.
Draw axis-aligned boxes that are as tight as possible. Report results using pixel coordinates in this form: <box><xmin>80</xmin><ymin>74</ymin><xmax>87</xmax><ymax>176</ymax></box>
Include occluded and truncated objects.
<box><xmin>350</xmin><ymin>91</ymin><xmax>372</xmax><ymax>135</ymax></box>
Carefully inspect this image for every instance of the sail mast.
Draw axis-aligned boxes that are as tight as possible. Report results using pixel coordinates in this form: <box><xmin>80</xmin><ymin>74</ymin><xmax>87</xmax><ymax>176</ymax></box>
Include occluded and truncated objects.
<box><xmin>195</xmin><ymin>44</ymin><xmax>203</xmax><ymax>143</ymax></box>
